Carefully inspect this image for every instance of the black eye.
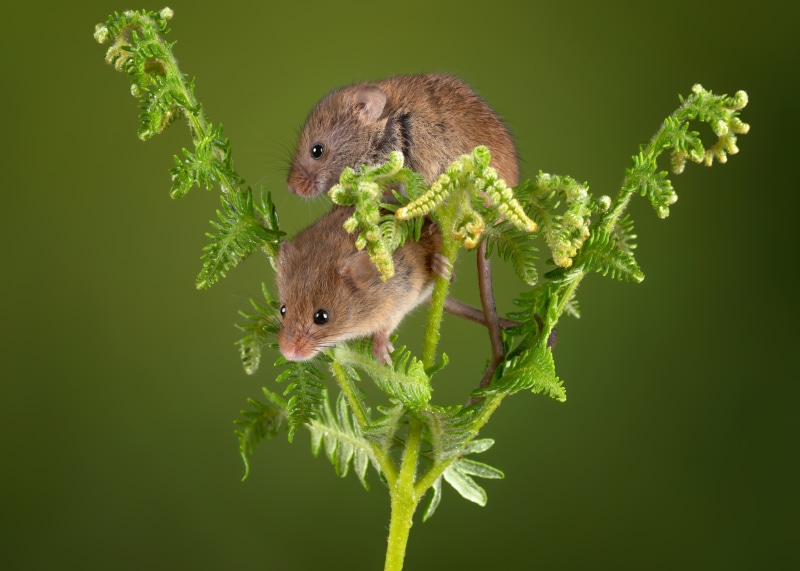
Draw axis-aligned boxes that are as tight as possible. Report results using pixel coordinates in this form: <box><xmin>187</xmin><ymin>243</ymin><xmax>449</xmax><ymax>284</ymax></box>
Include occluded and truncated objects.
<box><xmin>310</xmin><ymin>143</ymin><xmax>324</xmax><ymax>160</ymax></box>
<box><xmin>313</xmin><ymin>309</ymin><xmax>329</xmax><ymax>325</ymax></box>
<box><xmin>280</xmin><ymin>305</ymin><xmax>286</xmax><ymax>318</ymax></box>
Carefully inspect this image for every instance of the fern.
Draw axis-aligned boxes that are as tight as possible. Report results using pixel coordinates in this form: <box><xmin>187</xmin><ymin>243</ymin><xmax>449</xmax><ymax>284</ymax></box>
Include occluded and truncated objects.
<box><xmin>197</xmin><ymin>188</ymin><xmax>283</xmax><ymax>289</ymax></box>
<box><xmin>363</xmin><ymin>402</ymin><xmax>406</xmax><ymax>454</ymax></box>
<box><xmin>517</xmin><ymin>173</ymin><xmax>594</xmax><ymax>269</ymax></box>
<box><xmin>235</xmin><ymin>388</ymin><xmax>288</xmax><ymax>480</ymax></box>
<box><xmin>418</xmin><ymin>406</ymin><xmax>476</xmax><ymax>463</ymax></box>
<box><xmin>275</xmin><ymin>359</ymin><xmax>328</xmax><ymax>441</ymax></box>
<box><xmin>576</xmin><ymin>230</ymin><xmax>645</xmax><ymax>283</ymax></box>
<box><xmin>235</xmin><ymin>283</ymin><xmax>281</xmax><ymax>376</ymax></box>
<box><xmin>484</xmin><ymin>222</ymin><xmax>539</xmax><ymax>285</ymax></box>
<box><xmin>95</xmin><ymin>11</ymin><xmax>751</xmax><ymax>569</ymax></box>
<box><xmin>309</xmin><ymin>392</ymin><xmax>375</xmax><ymax>489</ymax></box>
<box><xmin>614</xmin><ymin>213</ymin><xmax>637</xmax><ymax>255</ymax></box>
<box><xmin>423</xmin><ymin>439</ymin><xmax>504</xmax><ymax>520</ymax></box>
<box><xmin>333</xmin><ymin>341</ymin><xmax>432</xmax><ymax>411</ymax></box>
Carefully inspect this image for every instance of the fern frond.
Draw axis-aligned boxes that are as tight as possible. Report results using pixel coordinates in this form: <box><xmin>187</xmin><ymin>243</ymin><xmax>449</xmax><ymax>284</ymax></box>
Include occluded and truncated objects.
<box><xmin>169</xmin><ymin>123</ymin><xmax>242</xmax><ymax>199</ymax></box>
<box><xmin>275</xmin><ymin>360</ymin><xmax>328</xmax><ymax>441</ymax></box>
<box><xmin>577</xmin><ymin>230</ymin><xmax>644</xmax><ymax>283</ymax></box>
<box><xmin>235</xmin><ymin>388</ymin><xmax>288</xmax><ymax>480</ymax></box>
<box><xmin>478</xmin><ymin>342</ymin><xmax>565</xmax><ymax>402</ymax></box>
<box><xmin>424</xmin><ymin>439</ymin><xmax>503</xmax><ymax>519</ymax></box>
<box><xmin>363</xmin><ymin>402</ymin><xmax>407</xmax><ymax>454</ymax></box>
<box><xmin>196</xmin><ymin>188</ymin><xmax>283</xmax><ymax>289</ymax></box>
<box><xmin>235</xmin><ymin>283</ymin><xmax>281</xmax><ymax>375</ymax></box>
<box><xmin>505</xmin><ymin>283</ymin><xmax>556</xmax><ymax>338</ymax></box>
<box><xmin>417</xmin><ymin>406</ymin><xmax>476</xmax><ymax>464</ymax></box>
<box><xmin>96</xmin><ymin>9</ymin><xmax>274</xmax><ymax>288</ymax></box>
<box><xmin>613</xmin><ymin>213</ymin><xmax>637</xmax><ymax>255</ymax></box>
<box><xmin>518</xmin><ymin>173</ymin><xmax>592</xmax><ymax>268</ymax></box>
<box><xmin>484</xmin><ymin>222</ymin><xmax>539</xmax><ymax>285</ymax></box>
<box><xmin>333</xmin><ymin>342</ymin><xmax>432</xmax><ymax>410</ymax></box>
<box><xmin>309</xmin><ymin>392</ymin><xmax>376</xmax><ymax>489</ymax></box>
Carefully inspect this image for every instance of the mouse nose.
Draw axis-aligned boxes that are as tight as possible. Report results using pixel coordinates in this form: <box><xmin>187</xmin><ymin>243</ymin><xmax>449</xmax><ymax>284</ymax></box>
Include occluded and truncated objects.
<box><xmin>287</xmin><ymin>168</ymin><xmax>315</xmax><ymax>198</ymax></box>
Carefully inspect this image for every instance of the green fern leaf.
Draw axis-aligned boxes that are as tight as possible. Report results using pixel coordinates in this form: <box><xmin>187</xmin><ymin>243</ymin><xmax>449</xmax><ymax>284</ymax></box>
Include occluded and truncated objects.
<box><xmin>422</xmin><ymin>475</ymin><xmax>443</xmax><ymax>522</ymax></box>
<box><xmin>363</xmin><ymin>402</ymin><xmax>406</xmax><ymax>454</ymax></box>
<box><xmin>196</xmin><ymin>188</ymin><xmax>283</xmax><ymax>289</ymax></box>
<box><xmin>423</xmin><ymin>439</ymin><xmax>502</xmax><ymax>520</ymax></box>
<box><xmin>235</xmin><ymin>283</ymin><xmax>281</xmax><ymax>375</ymax></box>
<box><xmin>438</xmin><ymin>439</ymin><xmax>504</xmax><ymax>511</ymax></box>
<box><xmin>578</xmin><ymin>230</ymin><xmax>644</xmax><ymax>283</ymax></box>
<box><xmin>418</xmin><ymin>406</ymin><xmax>476</xmax><ymax>463</ymax></box>
<box><xmin>505</xmin><ymin>283</ymin><xmax>556</xmax><ymax>338</ymax></box>
<box><xmin>624</xmin><ymin>153</ymin><xmax>677</xmax><ymax>219</ymax></box>
<box><xmin>480</xmin><ymin>343</ymin><xmax>566</xmax><ymax>402</ymax></box>
<box><xmin>309</xmin><ymin>392</ymin><xmax>376</xmax><ymax>489</ymax></box>
<box><xmin>484</xmin><ymin>222</ymin><xmax>539</xmax><ymax>285</ymax></box>
<box><xmin>234</xmin><ymin>388</ymin><xmax>288</xmax><ymax>480</ymax></box>
<box><xmin>333</xmin><ymin>342</ymin><xmax>432</xmax><ymax>410</ymax></box>
<box><xmin>276</xmin><ymin>360</ymin><xmax>328</xmax><ymax>441</ymax></box>
<box><xmin>614</xmin><ymin>213</ymin><xmax>638</xmax><ymax>255</ymax></box>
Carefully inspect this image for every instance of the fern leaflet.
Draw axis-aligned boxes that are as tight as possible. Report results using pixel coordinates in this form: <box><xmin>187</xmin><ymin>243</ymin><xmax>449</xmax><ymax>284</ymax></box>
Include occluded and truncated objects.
<box><xmin>309</xmin><ymin>392</ymin><xmax>376</xmax><ymax>489</ymax></box>
<box><xmin>197</xmin><ymin>188</ymin><xmax>283</xmax><ymax>289</ymax></box>
<box><xmin>334</xmin><ymin>342</ymin><xmax>432</xmax><ymax>410</ymax></box>
<box><xmin>484</xmin><ymin>222</ymin><xmax>539</xmax><ymax>285</ymax></box>
<box><xmin>235</xmin><ymin>388</ymin><xmax>288</xmax><ymax>480</ymax></box>
<box><xmin>276</xmin><ymin>359</ymin><xmax>328</xmax><ymax>441</ymax></box>
<box><xmin>577</xmin><ymin>230</ymin><xmax>644</xmax><ymax>283</ymax></box>
<box><xmin>235</xmin><ymin>283</ymin><xmax>281</xmax><ymax>375</ymax></box>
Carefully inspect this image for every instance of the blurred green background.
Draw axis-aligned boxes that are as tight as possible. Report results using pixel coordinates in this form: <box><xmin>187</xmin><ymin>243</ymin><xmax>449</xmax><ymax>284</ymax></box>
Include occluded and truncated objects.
<box><xmin>2</xmin><ymin>1</ymin><xmax>797</xmax><ymax>569</ymax></box>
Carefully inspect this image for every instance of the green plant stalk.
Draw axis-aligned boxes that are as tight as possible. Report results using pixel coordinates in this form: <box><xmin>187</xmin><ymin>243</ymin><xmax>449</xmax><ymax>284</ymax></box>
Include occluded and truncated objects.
<box><xmin>422</xmin><ymin>201</ymin><xmax>460</xmax><ymax>369</ymax></box>
<box><xmin>385</xmin><ymin>418</ymin><xmax>424</xmax><ymax>571</ymax></box>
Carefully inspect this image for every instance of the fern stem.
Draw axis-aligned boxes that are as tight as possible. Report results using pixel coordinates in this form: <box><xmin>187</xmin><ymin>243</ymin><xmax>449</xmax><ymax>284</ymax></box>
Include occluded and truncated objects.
<box><xmin>330</xmin><ymin>361</ymin><xmax>398</xmax><ymax>486</ymax></box>
<box><xmin>422</xmin><ymin>204</ymin><xmax>460</xmax><ymax>369</ymax></box>
<box><xmin>385</xmin><ymin>418</ymin><xmax>424</xmax><ymax>571</ymax></box>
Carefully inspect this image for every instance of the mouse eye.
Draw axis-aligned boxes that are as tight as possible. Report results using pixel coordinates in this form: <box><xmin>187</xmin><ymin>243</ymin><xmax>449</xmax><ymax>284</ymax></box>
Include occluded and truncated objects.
<box><xmin>280</xmin><ymin>305</ymin><xmax>286</xmax><ymax>318</ymax></box>
<box><xmin>310</xmin><ymin>143</ymin><xmax>325</xmax><ymax>160</ymax></box>
<box><xmin>313</xmin><ymin>309</ymin><xmax>329</xmax><ymax>325</ymax></box>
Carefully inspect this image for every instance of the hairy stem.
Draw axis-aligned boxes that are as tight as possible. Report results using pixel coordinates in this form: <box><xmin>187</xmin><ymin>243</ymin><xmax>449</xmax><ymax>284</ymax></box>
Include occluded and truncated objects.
<box><xmin>422</xmin><ymin>204</ymin><xmax>460</xmax><ymax>369</ymax></box>
<box><xmin>384</xmin><ymin>418</ymin><xmax>424</xmax><ymax>571</ymax></box>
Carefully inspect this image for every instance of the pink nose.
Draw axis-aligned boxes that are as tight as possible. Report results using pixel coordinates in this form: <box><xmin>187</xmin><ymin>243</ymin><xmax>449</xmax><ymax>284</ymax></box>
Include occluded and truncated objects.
<box><xmin>278</xmin><ymin>333</ymin><xmax>317</xmax><ymax>362</ymax></box>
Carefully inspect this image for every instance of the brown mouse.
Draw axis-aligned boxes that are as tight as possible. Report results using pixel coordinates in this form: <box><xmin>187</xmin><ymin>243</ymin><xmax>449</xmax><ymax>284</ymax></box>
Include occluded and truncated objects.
<box><xmin>276</xmin><ymin>206</ymin><xmax>445</xmax><ymax>365</ymax></box>
<box><xmin>288</xmin><ymin>73</ymin><xmax>519</xmax><ymax>197</ymax></box>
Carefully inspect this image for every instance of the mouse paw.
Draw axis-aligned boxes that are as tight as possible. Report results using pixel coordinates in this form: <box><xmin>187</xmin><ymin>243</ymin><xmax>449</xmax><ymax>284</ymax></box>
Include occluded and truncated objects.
<box><xmin>372</xmin><ymin>331</ymin><xmax>394</xmax><ymax>366</ymax></box>
<box><xmin>432</xmin><ymin>253</ymin><xmax>454</xmax><ymax>282</ymax></box>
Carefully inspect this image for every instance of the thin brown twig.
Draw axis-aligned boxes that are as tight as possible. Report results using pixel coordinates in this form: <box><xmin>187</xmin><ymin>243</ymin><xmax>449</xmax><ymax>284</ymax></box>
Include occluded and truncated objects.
<box><xmin>469</xmin><ymin>241</ymin><xmax>505</xmax><ymax>404</ymax></box>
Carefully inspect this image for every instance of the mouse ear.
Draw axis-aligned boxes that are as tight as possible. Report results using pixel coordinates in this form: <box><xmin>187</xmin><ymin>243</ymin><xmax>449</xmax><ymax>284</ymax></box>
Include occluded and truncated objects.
<box><xmin>277</xmin><ymin>240</ymin><xmax>293</xmax><ymax>263</ymax></box>
<box><xmin>340</xmin><ymin>250</ymin><xmax>381</xmax><ymax>291</ymax></box>
<box><xmin>353</xmin><ymin>85</ymin><xmax>387</xmax><ymax>123</ymax></box>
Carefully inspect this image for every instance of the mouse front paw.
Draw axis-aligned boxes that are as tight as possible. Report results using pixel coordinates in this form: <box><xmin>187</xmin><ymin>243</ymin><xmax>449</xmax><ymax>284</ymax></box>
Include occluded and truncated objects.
<box><xmin>372</xmin><ymin>331</ymin><xmax>394</xmax><ymax>366</ymax></box>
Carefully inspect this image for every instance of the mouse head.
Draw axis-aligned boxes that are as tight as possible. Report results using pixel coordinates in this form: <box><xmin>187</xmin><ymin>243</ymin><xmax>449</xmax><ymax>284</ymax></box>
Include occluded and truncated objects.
<box><xmin>276</xmin><ymin>234</ymin><xmax>383</xmax><ymax>361</ymax></box>
<box><xmin>288</xmin><ymin>83</ymin><xmax>389</xmax><ymax>198</ymax></box>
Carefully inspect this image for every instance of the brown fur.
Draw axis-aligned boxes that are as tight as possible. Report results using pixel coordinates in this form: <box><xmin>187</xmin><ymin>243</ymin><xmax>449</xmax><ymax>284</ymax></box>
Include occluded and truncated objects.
<box><xmin>288</xmin><ymin>73</ymin><xmax>519</xmax><ymax>197</ymax></box>
<box><xmin>276</xmin><ymin>207</ymin><xmax>442</xmax><ymax>362</ymax></box>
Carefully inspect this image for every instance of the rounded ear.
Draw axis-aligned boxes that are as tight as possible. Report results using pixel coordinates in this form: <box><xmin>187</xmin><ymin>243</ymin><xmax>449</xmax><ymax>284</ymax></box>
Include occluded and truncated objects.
<box><xmin>353</xmin><ymin>85</ymin><xmax>387</xmax><ymax>123</ymax></box>
<box><xmin>278</xmin><ymin>240</ymin><xmax>293</xmax><ymax>264</ymax></box>
<box><xmin>340</xmin><ymin>250</ymin><xmax>381</xmax><ymax>291</ymax></box>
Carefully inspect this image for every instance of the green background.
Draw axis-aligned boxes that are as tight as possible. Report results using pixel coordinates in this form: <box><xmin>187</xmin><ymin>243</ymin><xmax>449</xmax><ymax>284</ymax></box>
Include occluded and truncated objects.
<box><xmin>2</xmin><ymin>1</ymin><xmax>797</xmax><ymax>569</ymax></box>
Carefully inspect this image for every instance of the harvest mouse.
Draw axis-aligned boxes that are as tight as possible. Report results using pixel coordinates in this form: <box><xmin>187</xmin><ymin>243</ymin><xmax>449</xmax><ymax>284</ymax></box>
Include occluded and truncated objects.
<box><xmin>276</xmin><ymin>206</ymin><xmax>447</xmax><ymax>365</ymax></box>
<box><xmin>288</xmin><ymin>73</ymin><xmax>519</xmax><ymax>197</ymax></box>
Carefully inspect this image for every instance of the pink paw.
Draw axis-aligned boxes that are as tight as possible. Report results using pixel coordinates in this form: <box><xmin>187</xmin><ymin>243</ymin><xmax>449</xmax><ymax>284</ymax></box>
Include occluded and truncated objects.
<box><xmin>372</xmin><ymin>331</ymin><xmax>395</xmax><ymax>365</ymax></box>
<box><xmin>432</xmin><ymin>253</ymin><xmax>454</xmax><ymax>281</ymax></box>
